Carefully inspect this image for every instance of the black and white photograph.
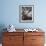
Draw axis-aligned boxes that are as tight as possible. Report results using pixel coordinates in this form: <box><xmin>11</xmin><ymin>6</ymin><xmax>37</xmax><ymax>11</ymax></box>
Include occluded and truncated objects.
<box><xmin>19</xmin><ymin>5</ymin><xmax>34</xmax><ymax>23</ymax></box>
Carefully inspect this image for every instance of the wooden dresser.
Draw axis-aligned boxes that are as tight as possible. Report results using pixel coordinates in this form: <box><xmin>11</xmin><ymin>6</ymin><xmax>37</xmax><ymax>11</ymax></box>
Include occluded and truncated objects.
<box><xmin>2</xmin><ymin>32</ymin><xmax>45</xmax><ymax>46</ymax></box>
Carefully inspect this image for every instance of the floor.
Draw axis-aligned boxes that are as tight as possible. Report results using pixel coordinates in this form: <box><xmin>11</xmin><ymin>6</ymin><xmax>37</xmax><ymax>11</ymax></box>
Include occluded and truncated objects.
<box><xmin>0</xmin><ymin>44</ymin><xmax>2</xmax><ymax>46</ymax></box>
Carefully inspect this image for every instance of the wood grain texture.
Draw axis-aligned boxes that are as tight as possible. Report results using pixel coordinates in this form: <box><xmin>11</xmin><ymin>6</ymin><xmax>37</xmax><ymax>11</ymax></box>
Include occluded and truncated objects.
<box><xmin>2</xmin><ymin>32</ymin><xmax>23</xmax><ymax>46</ymax></box>
<box><xmin>2</xmin><ymin>32</ymin><xmax>45</xmax><ymax>46</ymax></box>
<box><xmin>24</xmin><ymin>32</ymin><xmax>45</xmax><ymax>46</ymax></box>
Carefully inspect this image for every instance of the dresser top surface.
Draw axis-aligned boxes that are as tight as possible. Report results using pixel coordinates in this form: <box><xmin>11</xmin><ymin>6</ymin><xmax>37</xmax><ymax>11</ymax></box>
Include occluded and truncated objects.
<box><xmin>3</xmin><ymin>29</ymin><xmax>45</xmax><ymax>33</ymax></box>
<box><xmin>8</xmin><ymin>29</ymin><xmax>45</xmax><ymax>32</ymax></box>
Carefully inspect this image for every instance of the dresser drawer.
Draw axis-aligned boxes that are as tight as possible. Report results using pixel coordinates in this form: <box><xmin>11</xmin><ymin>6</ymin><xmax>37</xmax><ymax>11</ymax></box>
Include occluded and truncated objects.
<box><xmin>32</xmin><ymin>36</ymin><xmax>45</xmax><ymax>44</ymax></box>
<box><xmin>3</xmin><ymin>42</ymin><xmax>23</xmax><ymax>46</ymax></box>
<box><xmin>24</xmin><ymin>32</ymin><xmax>44</xmax><ymax>36</ymax></box>
<box><xmin>3</xmin><ymin>32</ymin><xmax>23</xmax><ymax>36</ymax></box>
<box><xmin>3</xmin><ymin>35</ymin><xmax>23</xmax><ymax>44</ymax></box>
<box><xmin>32</xmin><ymin>44</ymin><xmax>44</xmax><ymax>46</ymax></box>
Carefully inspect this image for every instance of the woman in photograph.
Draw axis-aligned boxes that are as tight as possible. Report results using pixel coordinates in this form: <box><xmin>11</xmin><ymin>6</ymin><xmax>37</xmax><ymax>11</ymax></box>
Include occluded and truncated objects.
<box><xmin>22</xmin><ymin>7</ymin><xmax>32</xmax><ymax>20</ymax></box>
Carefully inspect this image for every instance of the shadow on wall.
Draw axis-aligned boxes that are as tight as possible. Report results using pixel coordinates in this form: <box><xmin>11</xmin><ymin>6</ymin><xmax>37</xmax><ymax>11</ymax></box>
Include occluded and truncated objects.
<box><xmin>0</xmin><ymin>24</ymin><xmax>7</xmax><ymax>43</ymax></box>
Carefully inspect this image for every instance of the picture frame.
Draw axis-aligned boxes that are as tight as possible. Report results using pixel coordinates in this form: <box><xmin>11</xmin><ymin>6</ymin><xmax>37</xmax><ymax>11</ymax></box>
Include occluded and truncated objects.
<box><xmin>19</xmin><ymin>5</ymin><xmax>34</xmax><ymax>23</ymax></box>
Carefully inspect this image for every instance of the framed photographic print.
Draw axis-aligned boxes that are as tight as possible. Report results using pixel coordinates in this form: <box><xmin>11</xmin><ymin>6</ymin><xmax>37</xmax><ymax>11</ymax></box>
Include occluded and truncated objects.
<box><xmin>19</xmin><ymin>5</ymin><xmax>34</xmax><ymax>23</ymax></box>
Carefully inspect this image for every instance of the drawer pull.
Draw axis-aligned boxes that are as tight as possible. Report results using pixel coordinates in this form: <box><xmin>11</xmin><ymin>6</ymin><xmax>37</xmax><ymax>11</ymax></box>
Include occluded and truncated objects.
<box><xmin>32</xmin><ymin>39</ymin><xmax>36</xmax><ymax>40</ymax></box>
<box><xmin>9</xmin><ymin>38</ymin><xmax>13</xmax><ymax>40</ymax></box>
<box><xmin>9</xmin><ymin>38</ymin><xmax>12</xmax><ymax>40</ymax></box>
